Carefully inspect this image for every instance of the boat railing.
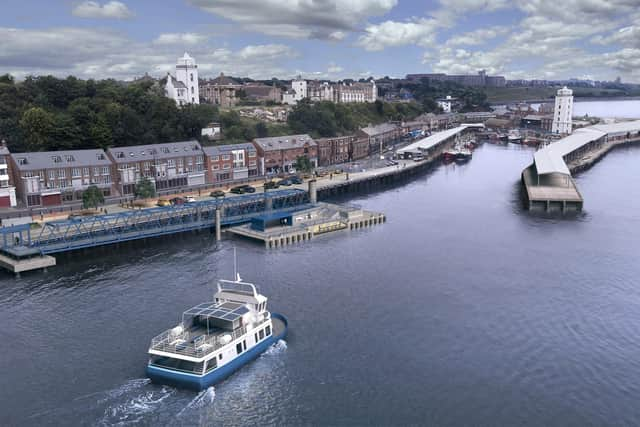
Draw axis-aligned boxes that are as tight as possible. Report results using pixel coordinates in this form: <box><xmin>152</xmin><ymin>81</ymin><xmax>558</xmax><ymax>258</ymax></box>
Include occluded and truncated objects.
<box><xmin>150</xmin><ymin>325</ymin><xmax>248</xmax><ymax>358</ymax></box>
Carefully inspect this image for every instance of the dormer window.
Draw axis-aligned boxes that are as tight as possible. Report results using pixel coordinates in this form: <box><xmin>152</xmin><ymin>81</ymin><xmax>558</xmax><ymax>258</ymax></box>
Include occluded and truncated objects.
<box><xmin>129</xmin><ymin>152</ymin><xmax>134</xmax><ymax>157</ymax></box>
<box><xmin>65</xmin><ymin>155</ymin><xmax>75</xmax><ymax>162</ymax></box>
<box><xmin>97</xmin><ymin>154</ymin><xmax>105</xmax><ymax>160</ymax></box>
<box><xmin>162</xmin><ymin>147</ymin><xmax>170</xmax><ymax>154</ymax></box>
<box><xmin>52</xmin><ymin>156</ymin><xmax>62</xmax><ymax>163</ymax></box>
<box><xmin>116</xmin><ymin>152</ymin><xmax>124</xmax><ymax>159</ymax></box>
<box><xmin>17</xmin><ymin>158</ymin><xmax>27</xmax><ymax>165</ymax></box>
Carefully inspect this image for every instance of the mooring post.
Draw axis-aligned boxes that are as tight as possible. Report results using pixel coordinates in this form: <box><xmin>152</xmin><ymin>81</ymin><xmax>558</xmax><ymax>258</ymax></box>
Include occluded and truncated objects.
<box><xmin>215</xmin><ymin>208</ymin><xmax>221</xmax><ymax>241</ymax></box>
<box><xmin>308</xmin><ymin>179</ymin><xmax>317</xmax><ymax>204</ymax></box>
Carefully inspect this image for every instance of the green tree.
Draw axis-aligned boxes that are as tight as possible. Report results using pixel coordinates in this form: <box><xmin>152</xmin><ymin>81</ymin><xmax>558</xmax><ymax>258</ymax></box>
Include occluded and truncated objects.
<box><xmin>82</xmin><ymin>185</ymin><xmax>105</xmax><ymax>209</ymax></box>
<box><xmin>255</xmin><ymin>121</ymin><xmax>268</xmax><ymax>138</ymax></box>
<box><xmin>294</xmin><ymin>155</ymin><xmax>313</xmax><ymax>173</ymax></box>
<box><xmin>19</xmin><ymin>107</ymin><xmax>55</xmax><ymax>151</ymax></box>
<box><xmin>135</xmin><ymin>177</ymin><xmax>156</xmax><ymax>199</ymax></box>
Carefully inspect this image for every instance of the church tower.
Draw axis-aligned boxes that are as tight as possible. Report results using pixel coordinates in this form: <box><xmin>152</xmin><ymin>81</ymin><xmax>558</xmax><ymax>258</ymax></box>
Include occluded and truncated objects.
<box><xmin>176</xmin><ymin>52</ymin><xmax>199</xmax><ymax>105</ymax></box>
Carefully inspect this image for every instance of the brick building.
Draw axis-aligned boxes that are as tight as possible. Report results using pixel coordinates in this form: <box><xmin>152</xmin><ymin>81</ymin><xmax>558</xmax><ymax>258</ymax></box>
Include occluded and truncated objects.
<box><xmin>316</xmin><ymin>135</ymin><xmax>357</xmax><ymax>166</ymax></box>
<box><xmin>107</xmin><ymin>140</ymin><xmax>205</xmax><ymax>195</ymax></box>
<box><xmin>357</xmin><ymin>123</ymin><xmax>401</xmax><ymax>154</ymax></box>
<box><xmin>10</xmin><ymin>149</ymin><xmax>114</xmax><ymax>207</ymax></box>
<box><xmin>253</xmin><ymin>134</ymin><xmax>317</xmax><ymax>174</ymax></box>
<box><xmin>202</xmin><ymin>143</ymin><xmax>260</xmax><ymax>184</ymax></box>
<box><xmin>199</xmin><ymin>73</ymin><xmax>242</xmax><ymax>107</ymax></box>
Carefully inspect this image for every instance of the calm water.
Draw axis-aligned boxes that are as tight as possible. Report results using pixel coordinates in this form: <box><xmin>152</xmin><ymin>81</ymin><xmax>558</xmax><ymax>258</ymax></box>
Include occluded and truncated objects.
<box><xmin>2</xmin><ymin>142</ymin><xmax>640</xmax><ymax>426</ymax></box>
<box><xmin>573</xmin><ymin>99</ymin><xmax>640</xmax><ymax>119</ymax></box>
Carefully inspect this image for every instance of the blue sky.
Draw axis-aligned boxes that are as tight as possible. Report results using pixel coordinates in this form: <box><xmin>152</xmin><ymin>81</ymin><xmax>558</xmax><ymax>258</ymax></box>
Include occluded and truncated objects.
<box><xmin>1</xmin><ymin>1</ymin><xmax>639</xmax><ymax>82</ymax></box>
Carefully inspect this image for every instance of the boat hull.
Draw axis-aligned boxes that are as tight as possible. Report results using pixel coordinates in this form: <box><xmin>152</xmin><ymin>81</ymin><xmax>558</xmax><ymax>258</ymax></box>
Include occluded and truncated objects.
<box><xmin>146</xmin><ymin>313</ymin><xmax>288</xmax><ymax>391</ymax></box>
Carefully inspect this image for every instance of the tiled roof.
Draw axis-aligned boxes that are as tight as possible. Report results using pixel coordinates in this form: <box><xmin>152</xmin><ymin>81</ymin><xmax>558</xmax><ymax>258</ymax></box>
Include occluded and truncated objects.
<box><xmin>202</xmin><ymin>143</ymin><xmax>256</xmax><ymax>156</ymax></box>
<box><xmin>107</xmin><ymin>140</ymin><xmax>202</xmax><ymax>163</ymax></box>
<box><xmin>11</xmin><ymin>149</ymin><xmax>111</xmax><ymax>171</ymax></box>
<box><xmin>254</xmin><ymin>134</ymin><xmax>316</xmax><ymax>151</ymax></box>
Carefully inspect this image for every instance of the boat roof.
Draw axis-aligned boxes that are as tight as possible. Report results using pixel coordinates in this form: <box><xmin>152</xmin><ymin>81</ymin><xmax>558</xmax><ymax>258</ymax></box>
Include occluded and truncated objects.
<box><xmin>183</xmin><ymin>301</ymin><xmax>249</xmax><ymax>321</ymax></box>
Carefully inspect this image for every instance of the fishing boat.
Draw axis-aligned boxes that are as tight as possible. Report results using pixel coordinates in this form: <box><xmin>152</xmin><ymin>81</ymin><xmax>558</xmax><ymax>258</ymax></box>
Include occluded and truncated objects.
<box><xmin>454</xmin><ymin>148</ymin><xmax>472</xmax><ymax>163</ymax></box>
<box><xmin>507</xmin><ymin>130</ymin><xmax>522</xmax><ymax>144</ymax></box>
<box><xmin>146</xmin><ymin>264</ymin><xmax>288</xmax><ymax>391</ymax></box>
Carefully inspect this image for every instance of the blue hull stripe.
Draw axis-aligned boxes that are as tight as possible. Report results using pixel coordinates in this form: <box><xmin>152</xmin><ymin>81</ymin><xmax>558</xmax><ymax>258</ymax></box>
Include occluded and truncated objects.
<box><xmin>147</xmin><ymin>313</ymin><xmax>288</xmax><ymax>391</ymax></box>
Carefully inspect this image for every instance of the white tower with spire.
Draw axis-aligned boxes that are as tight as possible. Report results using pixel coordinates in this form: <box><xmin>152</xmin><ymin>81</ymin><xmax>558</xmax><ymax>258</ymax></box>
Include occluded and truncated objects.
<box><xmin>175</xmin><ymin>52</ymin><xmax>199</xmax><ymax>105</ymax></box>
<box><xmin>552</xmin><ymin>86</ymin><xmax>573</xmax><ymax>135</ymax></box>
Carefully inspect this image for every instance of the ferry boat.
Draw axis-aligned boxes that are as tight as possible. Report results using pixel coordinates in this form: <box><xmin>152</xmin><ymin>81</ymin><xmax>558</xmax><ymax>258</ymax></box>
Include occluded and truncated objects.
<box><xmin>146</xmin><ymin>275</ymin><xmax>288</xmax><ymax>391</ymax></box>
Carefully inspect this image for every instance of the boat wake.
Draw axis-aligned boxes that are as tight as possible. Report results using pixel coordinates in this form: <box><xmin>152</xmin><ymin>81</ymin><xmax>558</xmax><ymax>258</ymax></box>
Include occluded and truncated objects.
<box><xmin>98</xmin><ymin>383</ymin><xmax>176</xmax><ymax>425</ymax></box>
<box><xmin>177</xmin><ymin>387</ymin><xmax>216</xmax><ymax>416</ymax></box>
<box><xmin>263</xmin><ymin>339</ymin><xmax>287</xmax><ymax>355</ymax></box>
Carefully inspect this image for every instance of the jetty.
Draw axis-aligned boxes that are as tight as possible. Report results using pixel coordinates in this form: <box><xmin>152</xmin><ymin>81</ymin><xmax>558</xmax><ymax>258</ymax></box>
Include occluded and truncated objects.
<box><xmin>522</xmin><ymin>120</ymin><xmax>640</xmax><ymax>212</ymax></box>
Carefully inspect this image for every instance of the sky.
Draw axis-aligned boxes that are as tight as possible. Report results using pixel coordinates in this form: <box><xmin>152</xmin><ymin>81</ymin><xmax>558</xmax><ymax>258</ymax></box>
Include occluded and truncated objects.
<box><xmin>1</xmin><ymin>0</ymin><xmax>639</xmax><ymax>82</ymax></box>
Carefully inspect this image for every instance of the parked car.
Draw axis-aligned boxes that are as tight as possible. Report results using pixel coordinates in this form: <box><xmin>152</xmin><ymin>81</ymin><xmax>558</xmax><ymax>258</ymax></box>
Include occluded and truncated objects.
<box><xmin>242</xmin><ymin>185</ymin><xmax>256</xmax><ymax>193</ymax></box>
<box><xmin>289</xmin><ymin>176</ymin><xmax>303</xmax><ymax>185</ymax></box>
<box><xmin>170</xmin><ymin>197</ymin><xmax>185</xmax><ymax>205</ymax></box>
<box><xmin>316</xmin><ymin>170</ymin><xmax>328</xmax><ymax>177</ymax></box>
<box><xmin>230</xmin><ymin>185</ymin><xmax>246</xmax><ymax>194</ymax></box>
<box><xmin>277</xmin><ymin>179</ymin><xmax>293</xmax><ymax>186</ymax></box>
<box><xmin>157</xmin><ymin>199</ymin><xmax>171</xmax><ymax>207</ymax></box>
<box><xmin>333</xmin><ymin>169</ymin><xmax>343</xmax><ymax>174</ymax></box>
<box><xmin>264</xmin><ymin>181</ymin><xmax>279</xmax><ymax>190</ymax></box>
<box><xmin>185</xmin><ymin>196</ymin><xmax>196</xmax><ymax>203</ymax></box>
<box><xmin>210</xmin><ymin>190</ymin><xmax>225</xmax><ymax>198</ymax></box>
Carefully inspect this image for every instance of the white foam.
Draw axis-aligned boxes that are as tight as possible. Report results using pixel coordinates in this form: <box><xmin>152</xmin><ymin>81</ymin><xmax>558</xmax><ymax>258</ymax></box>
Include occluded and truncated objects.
<box><xmin>177</xmin><ymin>386</ymin><xmax>215</xmax><ymax>416</ymax></box>
<box><xmin>99</xmin><ymin>385</ymin><xmax>175</xmax><ymax>425</ymax></box>
<box><xmin>263</xmin><ymin>339</ymin><xmax>288</xmax><ymax>355</ymax></box>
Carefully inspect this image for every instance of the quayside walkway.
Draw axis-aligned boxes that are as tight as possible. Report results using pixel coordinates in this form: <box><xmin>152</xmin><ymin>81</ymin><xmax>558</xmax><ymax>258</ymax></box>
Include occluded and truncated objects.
<box><xmin>522</xmin><ymin>120</ymin><xmax>640</xmax><ymax>212</ymax></box>
<box><xmin>0</xmin><ymin>189</ymin><xmax>309</xmax><ymax>266</ymax></box>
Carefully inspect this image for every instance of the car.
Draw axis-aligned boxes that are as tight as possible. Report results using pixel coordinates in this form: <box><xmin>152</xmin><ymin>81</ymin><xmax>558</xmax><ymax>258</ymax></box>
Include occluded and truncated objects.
<box><xmin>209</xmin><ymin>190</ymin><xmax>225</xmax><ymax>198</ymax></box>
<box><xmin>264</xmin><ymin>181</ymin><xmax>279</xmax><ymax>190</ymax></box>
<box><xmin>333</xmin><ymin>169</ymin><xmax>343</xmax><ymax>174</ymax></box>
<box><xmin>242</xmin><ymin>185</ymin><xmax>256</xmax><ymax>193</ymax></box>
<box><xmin>289</xmin><ymin>176</ymin><xmax>303</xmax><ymax>185</ymax></box>
<box><xmin>229</xmin><ymin>186</ymin><xmax>246</xmax><ymax>194</ymax></box>
<box><xmin>157</xmin><ymin>199</ymin><xmax>171</xmax><ymax>207</ymax></box>
<box><xmin>316</xmin><ymin>170</ymin><xmax>328</xmax><ymax>177</ymax></box>
<box><xmin>185</xmin><ymin>196</ymin><xmax>196</xmax><ymax>203</ymax></box>
<box><xmin>170</xmin><ymin>197</ymin><xmax>185</xmax><ymax>205</ymax></box>
<box><xmin>277</xmin><ymin>179</ymin><xmax>293</xmax><ymax>186</ymax></box>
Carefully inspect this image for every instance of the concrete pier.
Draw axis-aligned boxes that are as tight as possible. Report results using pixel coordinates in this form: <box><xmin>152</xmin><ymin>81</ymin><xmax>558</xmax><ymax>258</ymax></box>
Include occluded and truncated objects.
<box><xmin>0</xmin><ymin>252</ymin><xmax>56</xmax><ymax>276</ymax></box>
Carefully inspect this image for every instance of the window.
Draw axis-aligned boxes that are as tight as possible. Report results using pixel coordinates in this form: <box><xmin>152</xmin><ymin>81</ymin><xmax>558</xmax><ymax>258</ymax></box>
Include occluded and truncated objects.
<box><xmin>102</xmin><ymin>166</ymin><xmax>110</xmax><ymax>175</ymax></box>
<box><xmin>236</xmin><ymin>342</ymin><xmax>243</xmax><ymax>355</ymax></box>
<box><xmin>223</xmin><ymin>164</ymin><xmax>230</xmax><ymax>170</ymax></box>
<box><xmin>265</xmin><ymin>325</ymin><xmax>271</xmax><ymax>336</ymax></box>
<box><xmin>65</xmin><ymin>155</ymin><xmax>75</xmax><ymax>162</ymax></box>
<box><xmin>243</xmin><ymin>340</ymin><xmax>247</xmax><ymax>351</ymax></box>
<box><xmin>17</xmin><ymin>158</ymin><xmax>27</xmax><ymax>165</ymax></box>
<box><xmin>218</xmin><ymin>354</ymin><xmax>222</xmax><ymax>360</ymax></box>
<box><xmin>57</xmin><ymin>169</ymin><xmax>66</xmax><ymax>178</ymax></box>
<box><xmin>259</xmin><ymin>329</ymin><xmax>264</xmax><ymax>340</ymax></box>
<box><xmin>255</xmin><ymin>333</ymin><xmax>258</xmax><ymax>342</ymax></box>
<box><xmin>190</xmin><ymin>73</ymin><xmax>193</xmax><ymax>82</ymax></box>
<box><xmin>210</xmin><ymin>155</ymin><xmax>219</xmax><ymax>162</ymax></box>
<box><xmin>212</xmin><ymin>164</ymin><xmax>219</xmax><ymax>171</ymax></box>
<box><xmin>72</xmin><ymin>168</ymin><xmax>81</xmax><ymax>178</ymax></box>
<box><xmin>48</xmin><ymin>170</ymin><xmax>55</xmax><ymax>180</ymax></box>
<box><xmin>116</xmin><ymin>152</ymin><xmax>124</xmax><ymax>159</ymax></box>
<box><xmin>93</xmin><ymin>167</ymin><xmax>100</xmax><ymax>176</ymax></box>
<box><xmin>82</xmin><ymin>167</ymin><xmax>89</xmax><ymax>176</ymax></box>
<box><xmin>52</xmin><ymin>156</ymin><xmax>62</xmax><ymax>163</ymax></box>
<box><xmin>221</xmin><ymin>154</ymin><xmax>230</xmax><ymax>161</ymax></box>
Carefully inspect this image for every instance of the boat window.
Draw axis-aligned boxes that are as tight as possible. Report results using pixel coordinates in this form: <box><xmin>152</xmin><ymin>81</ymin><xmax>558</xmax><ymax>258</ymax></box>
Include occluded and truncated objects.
<box><xmin>255</xmin><ymin>333</ymin><xmax>258</xmax><ymax>342</ymax></box>
<box><xmin>243</xmin><ymin>340</ymin><xmax>247</xmax><ymax>351</ymax></box>
<box><xmin>259</xmin><ymin>329</ymin><xmax>264</xmax><ymax>340</ymax></box>
<box><xmin>150</xmin><ymin>356</ymin><xmax>204</xmax><ymax>374</ymax></box>
<box><xmin>205</xmin><ymin>359</ymin><xmax>218</xmax><ymax>372</ymax></box>
<box><xmin>236</xmin><ymin>342</ymin><xmax>243</xmax><ymax>355</ymax></box>
<box><xmin>218</xmin><ymin>354</ymin><xmax>223</xmax><ymax>360</ymax></box>
<box><xmin>266</xmin><ymin>325</ymin><xmax>271</xmax><ymax>336</ymax></box>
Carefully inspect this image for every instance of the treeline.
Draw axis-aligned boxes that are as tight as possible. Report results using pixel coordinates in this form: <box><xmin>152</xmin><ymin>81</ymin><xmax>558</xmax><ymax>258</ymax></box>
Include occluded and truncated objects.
<box><xmin>0</xmin><ymin>74</ymin><xmax>218</xmax><ymax>153</ymax></box>
<box><xmin>286</xmin><ymin>100</ymin><xmax>423</xmax><ymax>138</ymax></box>
<box><xmin>398</xmin><ymin>79</ymin><xmax>491</xmax><ymax>112</ymax></box>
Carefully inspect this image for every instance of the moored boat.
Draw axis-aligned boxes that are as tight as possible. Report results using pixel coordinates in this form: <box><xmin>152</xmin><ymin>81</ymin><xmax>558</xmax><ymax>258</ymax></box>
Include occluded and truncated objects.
<box><xmin>146</xmin><ymin>274</ymin><xmax>287</xmax><ymax>391</ymax></box>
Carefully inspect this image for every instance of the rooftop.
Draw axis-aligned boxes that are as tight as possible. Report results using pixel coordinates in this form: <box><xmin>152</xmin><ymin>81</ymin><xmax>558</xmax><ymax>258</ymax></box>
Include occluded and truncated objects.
<box><xmin>107</xmin><ymin>140</ymin><xmax>202</xmax><ymax>163</ymax></box>
<box><xmin>202</xmin><ymin>143</ymin><xmax>256</xmax><ymax>156</ymax></box>
<box><xmin>397</xmin><ymin>124</ymin><xmax>484</xmax><ymax>154</ymax></box>
<box><xmin>183</xmin><ymin>301</ymin><xmax>249</xmax><ymax>322</ymax></box>
<box><xmin>254</xmin><ymin>134</ymin><xmax>315</xmax><ymax>151</ymax></box>
<box><xmin>11</xmin><ymin>149</ymin><xmax>111</xmax><ymax>171</ymax></box>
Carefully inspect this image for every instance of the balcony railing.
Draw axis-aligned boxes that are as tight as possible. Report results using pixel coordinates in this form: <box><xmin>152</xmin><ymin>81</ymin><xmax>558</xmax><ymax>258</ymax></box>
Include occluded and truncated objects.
<box><xmin>150</xmin><ymin>324</ymin><xmax>248</xmax><ymax>359</ymax></box>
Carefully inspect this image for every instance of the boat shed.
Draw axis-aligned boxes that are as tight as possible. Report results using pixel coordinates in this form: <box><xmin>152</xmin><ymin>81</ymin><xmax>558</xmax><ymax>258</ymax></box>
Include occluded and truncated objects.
<box><xmin>396</xmin><ymin>123</ymin><xmax>484</xmax><ymax>159</ymax></box>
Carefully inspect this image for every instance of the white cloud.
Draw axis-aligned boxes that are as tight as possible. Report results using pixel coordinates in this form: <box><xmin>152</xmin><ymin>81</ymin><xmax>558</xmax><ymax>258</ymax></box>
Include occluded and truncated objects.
<box><xmin>328</xmin><ymin>63</ymin><xmax>344</xmax><ymax>74</ymax></box>
<box><xmin>357</xmin><ymin>18</ymin><xmax>440</xmax><ymax>51</ymax></box>
<box><xmin>592</xmin><ymin>26</ymin><xmax>640</xmax><ymax>48</ymax></box>
<box><xmin>72</xmin><ymin>1</ymin><xmax>134</xmax><ymax>19</ymax></box>
<box><xmin>154</xmin><ymin>33</ymin><xmax>208</xmax><ymax>45</ymax></box>
<box><xmin>187</xmin><ymin>0</ymin><xmax>397</xmax><ymax>39</ymax></box>
<box><xmin>0</xmin><ymin>27</ymin><xmax>298</xmax><ymax>80</ymax></box>
<box><xmin>445</xmin><ymin>27</ymin><xmax>510</xmax><ymax>46</ymax></box>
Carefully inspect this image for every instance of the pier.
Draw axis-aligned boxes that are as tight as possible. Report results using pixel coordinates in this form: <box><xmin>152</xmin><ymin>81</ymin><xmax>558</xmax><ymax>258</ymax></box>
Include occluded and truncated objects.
<box><xmin>522</xmin><ymin>120</ymin><xmax>640</xmax><ymax>212</ymax></box>
<box><xmin>228</xmin><ymin>203</ymin><xmax>385</xmax><ymax>248</ymax></box>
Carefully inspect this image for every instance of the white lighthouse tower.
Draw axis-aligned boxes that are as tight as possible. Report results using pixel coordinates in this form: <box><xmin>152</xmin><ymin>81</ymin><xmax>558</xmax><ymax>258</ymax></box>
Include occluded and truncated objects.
<box><xmin>175</xmin><ymin>52</ymin><xmax>199</xmax><ymax>105</ymax></box>
<box><xmin>552</xmin><ymin>86</ymin><xmax>573</xmax><ymax>135</ymax></box>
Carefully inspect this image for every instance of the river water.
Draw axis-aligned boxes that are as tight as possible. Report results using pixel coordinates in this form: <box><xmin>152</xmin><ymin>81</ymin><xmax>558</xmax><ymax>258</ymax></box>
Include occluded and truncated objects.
<box><xmin>573</xmin><ymin>99</ymin><xmax>640</xmax><ymax>119</ymax></box>
<box><xmin>2</xmin><ymin>141</ymin><xmax>640</xmax><ymax>426</ymax></box>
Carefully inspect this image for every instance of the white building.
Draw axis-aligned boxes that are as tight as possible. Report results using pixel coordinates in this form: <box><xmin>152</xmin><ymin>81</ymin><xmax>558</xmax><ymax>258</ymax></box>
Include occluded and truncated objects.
<box><xmin>437</xmin><ymin>95</ymin><xmax>455</xmax><ymax>113</ymax></box>
<box><xmin>291</xmin><ymin>76</ymin><xmax>307</xmax><ymax>102</ymax></box>
<box><xmin>552</xmin><ymin>86</ymin><xmax>573</xmax><ymax>135</ymax></box>
<box><xmin>282</xmin><ymin>89</ymin><xmax>297</xmax><ymax>105</ymax></box>
<box><xmin>165</xmin><ymin>52</ymin><xmax>199</xmax><ymax>106</ymax></box>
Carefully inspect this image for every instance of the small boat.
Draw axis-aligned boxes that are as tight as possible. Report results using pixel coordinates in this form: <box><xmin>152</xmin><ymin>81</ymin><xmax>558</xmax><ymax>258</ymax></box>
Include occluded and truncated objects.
<box><xmin>454</xmin><ymin>148</ymin><xmax>472</xmax><ymax>163</ymax></box>
<box><xmin>146</xmin><ymin>268</ymin><xmax>288</xmax><ymax>391</ymax></box>
<box><xmin>507</xmin><ymin>130</ymin><xmax>522</xmax><ymax>144</ymax></box>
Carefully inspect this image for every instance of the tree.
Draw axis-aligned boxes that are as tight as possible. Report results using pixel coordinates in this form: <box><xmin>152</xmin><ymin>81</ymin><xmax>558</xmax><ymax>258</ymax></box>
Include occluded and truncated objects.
<box><xmin>294</xmin><ymin>155</ymin><xmax>313</xmax><ymax>173</ymax></box>
<box><xmin>135</xmin><ymin>177</ymin><xmax>156</xmax><ymax>199</ymax></box>
<box><xmin>255</xmin><ymin>121</ymin><xmax>268</xmax><ymax>138</ymax></box>
<box><xmin>19</xmin><ymin>107</ymin><xmax>55</xmax><ymax>151</ymax></box>
<box><xmin>82</xmin><ymin>185</ymin><xmax>104</xmax><ymax>209</ymax></box>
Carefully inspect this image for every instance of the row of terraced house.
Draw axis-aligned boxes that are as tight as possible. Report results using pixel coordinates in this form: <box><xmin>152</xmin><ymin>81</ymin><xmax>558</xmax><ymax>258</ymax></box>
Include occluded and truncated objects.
<box><xmin>0</xmin><ymin>118</ymin><xmax>419</xmax><ymax>209</ymax></box>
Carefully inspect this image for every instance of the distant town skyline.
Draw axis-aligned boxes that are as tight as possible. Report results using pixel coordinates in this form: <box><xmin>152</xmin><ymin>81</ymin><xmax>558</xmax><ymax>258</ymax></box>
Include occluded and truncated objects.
<box><xmin>1</xmin><ymin>1</ymin><xmax>639</xmax><ymax>82</ymax></box>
